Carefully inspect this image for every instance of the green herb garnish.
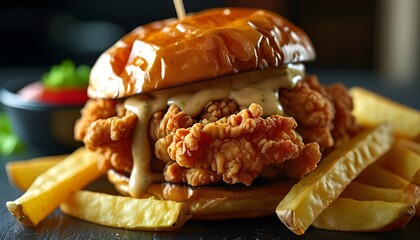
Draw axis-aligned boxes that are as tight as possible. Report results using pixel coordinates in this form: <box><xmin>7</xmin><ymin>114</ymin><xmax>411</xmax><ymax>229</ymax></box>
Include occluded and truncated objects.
<box><xmin>41</xmin><ymin>59</ymin><xmax>90</xmax><ymax>88</ymax></box>
<box><xmin>0</xmin><ymin>112</ymin><xmax>24</xmax><ymax>156</ymax></box>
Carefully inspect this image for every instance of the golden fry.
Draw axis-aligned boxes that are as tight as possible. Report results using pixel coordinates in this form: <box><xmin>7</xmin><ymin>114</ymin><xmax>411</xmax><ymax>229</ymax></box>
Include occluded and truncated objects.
<box><xmin>60</xmin><ymin>190</ymin><xmax>191</xmax><ymax>230</ymax></box>
<box><xmin>6</xmin><ymin>148</ymin><xmax>101</xmax><ymax>226</ymax></box>
<box><xmin>378</xmin><ymin>143</ymin><xmax>420</xmax><ymax>181</ymax></box>
<box><xmin>397</xmin><ymin>138</ymin><xmax>420</xmax><ymax>155</ymax></box>
<box><xmin>354</xmin><ymin>161</ymin><xmax>420</xmax><ymax>217</ymax></box>
<box><xmin>6</xmin><ymin>154</ymin><xmax>66</xmax><ymax>191</ymax></box>
<box><xmin>341</xmin><ymin>181</ymin><xmax>419</xmax><ymax>216</ymax></box>
<box><xmin>341</xmin><ymin>181</ymin><xmax>409</xmax><ymax>203</ymax></box>
<box><xmin>276</xmin><ymin>123</ymin><xmax>393</xmax><ymax>235</ymax></box>
<box><xmin>413</xmin><ymin>170</ymin><xmax>420</xmax><ymax>186</ymax></box>
<box><xmin>350</xmin><ymin>87</ymin><xmax>420</xmax><ymax>138</ymax></box>
<box><xmin>312</xmin><ymin>198</ymin><xmax>415</xmax><ymax>232</ymax></box>
<box><xmin>356</xmin><ymin>164</ymin><xmax>410</xmax><ymax>189</ymax></box>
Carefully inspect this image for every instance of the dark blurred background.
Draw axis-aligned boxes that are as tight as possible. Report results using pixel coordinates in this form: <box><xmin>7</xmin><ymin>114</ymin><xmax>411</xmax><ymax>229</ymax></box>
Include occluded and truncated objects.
<box><xmin>0</xmin><ymin>0</ymin><xmax>419</xmax><ymax>105</ymax></box>
<box><xmin>0</xmin><ymin>0</ymin><xmax>379</xmax><ymax>68</ymax></box>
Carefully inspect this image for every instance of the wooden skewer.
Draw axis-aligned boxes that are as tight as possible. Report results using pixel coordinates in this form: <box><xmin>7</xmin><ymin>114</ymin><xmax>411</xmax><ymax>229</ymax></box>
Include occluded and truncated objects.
<box><xmin>173</xmin><ymin>0</ymin><xmax>186</xmax><ymax>20</ymax></box>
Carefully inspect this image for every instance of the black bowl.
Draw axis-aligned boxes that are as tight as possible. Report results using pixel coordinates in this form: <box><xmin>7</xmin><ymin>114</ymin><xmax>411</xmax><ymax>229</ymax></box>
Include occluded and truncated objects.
<box><xmin>0</xmin><ymin>78</ymin><xmax>84</xmax><ymax>155</ymax></box>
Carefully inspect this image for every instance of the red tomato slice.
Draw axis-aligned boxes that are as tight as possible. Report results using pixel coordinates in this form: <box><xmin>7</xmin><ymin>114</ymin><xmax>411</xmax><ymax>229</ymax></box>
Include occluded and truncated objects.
<box><xmin>40</xmin><ymin>88</ymin><xmax>88</xmax><ymax>105</ymax></box>
<box><xmin>18</xmin><ymin>81</ymin><xmax>88</xmax><ymax>105</ymax></box>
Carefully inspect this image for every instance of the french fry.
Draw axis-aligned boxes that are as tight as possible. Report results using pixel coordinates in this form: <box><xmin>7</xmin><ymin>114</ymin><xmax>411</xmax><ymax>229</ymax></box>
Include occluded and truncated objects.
<box><xmin>355</xmin><ymin>163</ymin><xmax>420</xmax><ymax>217</ymax></box>
<box><xmin>60</xmin><ymin>190</ymin><xmax>191</xmax><ymax>230</ymax></box>
<box><xmin>276</xmin><ymin>123</ymin><xmax>393</xmax><ymax>235</ymax></box>
<box><xmin>415</xmin><ymin>134</ymin><xmax>420</xmax><ymax>144</ymax></box>
<box><xmin>377</xmin><ymin>143</ymin><xmax>420</xmax><ymax>181</ymax></box>
<box><xmin>340</xmin><ymin>181</ymin><xmax>415</xmax><ymax>204</ymax></box>
<box><xmin>350</xmin><ymin>87</ymin><xmax>420</xmax><ymax>138</ymax></box>
<box><xmin>397</xmin><ymin>138</ymin><xmax>420</xmax><ymax>155</ymax></box>
<box><xmin>341</xmin><ymin>181</ymin><xmax>419</xmax><ymax>217</ymax></box>
<box><xmin>6</xmin><ymin>148</ymin><xmax>102</xmax><ymax>226</ymax></box>
<box><xmin>312</xmin><ymin>198</ymin><xmax>415</xmax><ymax>232</ymax></box>
<box><xmin>413</xmin><ymin>170</ymin><xmax>420</xmax><ymax>186</ymax></box>
<box><xmin>6</xmin><ymin>154</ymin><xmax>67</xmax><ymax>191</ymax></box>
<box><xmin>356</xmin><ymin>164</ymin><xmax>409</xmax><ymax>189</ymax></box>
<box><xmin>406</xmin><ymin>184</ymin><xmax>420</xmax><ymax>213</ymax></box>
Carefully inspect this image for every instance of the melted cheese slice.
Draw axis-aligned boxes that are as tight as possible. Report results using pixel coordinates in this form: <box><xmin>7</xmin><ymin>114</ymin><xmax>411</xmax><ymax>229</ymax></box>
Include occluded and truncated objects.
<box><xmin>124</xmin><ymin>64</ymin><xmax>305</xmax><ymax>197</ymax></box>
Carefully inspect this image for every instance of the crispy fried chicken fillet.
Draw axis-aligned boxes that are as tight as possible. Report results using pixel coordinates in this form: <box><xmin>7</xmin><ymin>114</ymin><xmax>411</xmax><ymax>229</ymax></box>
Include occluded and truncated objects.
<box><xmin>74</xmin><ymin>99</ymin><xmax>322</xmax><ymax>187</ymax></box>
<box><xmin>160</xmin><ymin>104</ymin><xmax>321</xmax><ymax>186</ymax></box>
<box><xmin>74</xmin><ymin>75</ymin><xmax>358</xmax><ymax>188</ymax></box>
<box><xmin>302</xmin><ymin>75</ymin><xmax>360</xmax><ymax>145</ymax></box>
<box><xmin>324</xmin><ymin>83</ymin><xmax>360</xmax><ymax>147</ymax></box>
<box><xmin>279</xmin><ymin>75</ymin><xmax>360</xmax><ymax>151</ymax></box>
<box><xmin>74</xmin><ymin>99</ymin><xmax>119</xmax><ymax>141</ymax></box>
<box><xmin>278</xmin><ymin>75</ymin><xmax>335</xmax><ymax>149</ymax></box>
<box><xmin>74</xmin><ymin>99</ymin><xmax>134</xmax><ymax>172</ymax></box>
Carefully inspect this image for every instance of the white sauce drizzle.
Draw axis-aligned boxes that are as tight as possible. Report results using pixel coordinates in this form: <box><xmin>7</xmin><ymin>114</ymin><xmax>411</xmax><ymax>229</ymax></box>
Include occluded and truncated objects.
<box><xmin>124</xmin><ymin>63</ymin><xmax>305</xmax><ymax>197</ymax></box>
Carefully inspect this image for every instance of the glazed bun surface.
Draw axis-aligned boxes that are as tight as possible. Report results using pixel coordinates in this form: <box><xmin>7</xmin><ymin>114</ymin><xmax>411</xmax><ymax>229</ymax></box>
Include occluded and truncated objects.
<box><xmin>88</xmin><ymin>8</ymin><xmax>315</xmax><ymax>99</ymax></box>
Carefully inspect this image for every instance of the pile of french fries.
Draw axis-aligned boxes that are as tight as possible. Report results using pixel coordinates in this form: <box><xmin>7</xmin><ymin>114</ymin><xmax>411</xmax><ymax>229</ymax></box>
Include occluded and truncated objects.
<box><xmin>5</xmin><ymin>87</ymin><xmax>420</xmax><ymax>234</ymax></box>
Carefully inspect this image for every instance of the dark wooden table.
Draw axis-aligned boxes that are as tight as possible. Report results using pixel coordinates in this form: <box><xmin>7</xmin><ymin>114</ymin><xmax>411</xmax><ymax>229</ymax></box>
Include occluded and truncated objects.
<box><xmin>1</xmin><ymin>70</ymin><xmax>419</xmax><ymax>239</ymax></box>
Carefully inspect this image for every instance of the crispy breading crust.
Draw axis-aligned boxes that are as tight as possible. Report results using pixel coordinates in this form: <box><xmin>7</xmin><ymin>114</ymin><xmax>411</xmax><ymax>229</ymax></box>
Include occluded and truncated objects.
<box><xmin>279</xmin><ymin>75</ymin><xmax>335</xmax><ymax>149</ymax></box>
<box><xmin>159</xmin><ymin>104</ymin><xmax>320</xmax><ymax>186</ymax></box>
<box><xmin>74</xmin><ymin>76</ymin><xmax>359</xmax><ymax>187</ymax></box>
<box><xmin>279</xmin><ymin>75</ymin><xmax>360</xmax><ymax>151</ymax></box>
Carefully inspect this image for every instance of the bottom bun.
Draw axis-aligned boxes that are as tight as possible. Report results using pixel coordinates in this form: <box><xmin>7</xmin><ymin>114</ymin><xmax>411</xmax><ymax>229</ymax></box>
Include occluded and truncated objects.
<box><xmin>107</xmin><ymin>169</ymin><xmax>296</xmax><ymax>220</ymax></box>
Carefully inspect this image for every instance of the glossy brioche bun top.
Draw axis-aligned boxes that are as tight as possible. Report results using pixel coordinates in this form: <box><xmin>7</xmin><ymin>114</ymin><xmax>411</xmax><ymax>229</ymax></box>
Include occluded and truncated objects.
<box><xmin>88</xmin><ymin>8</ymin><xmax>316</xmax><ymax>99</ymax></box>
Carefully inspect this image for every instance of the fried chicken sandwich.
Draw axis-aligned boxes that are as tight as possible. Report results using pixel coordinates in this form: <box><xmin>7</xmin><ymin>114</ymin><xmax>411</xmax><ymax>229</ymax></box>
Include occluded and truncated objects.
<box><xmin>74</xmin><ymin>8</ymin><xmax>359</xmax><ymax>219</ymax></box>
